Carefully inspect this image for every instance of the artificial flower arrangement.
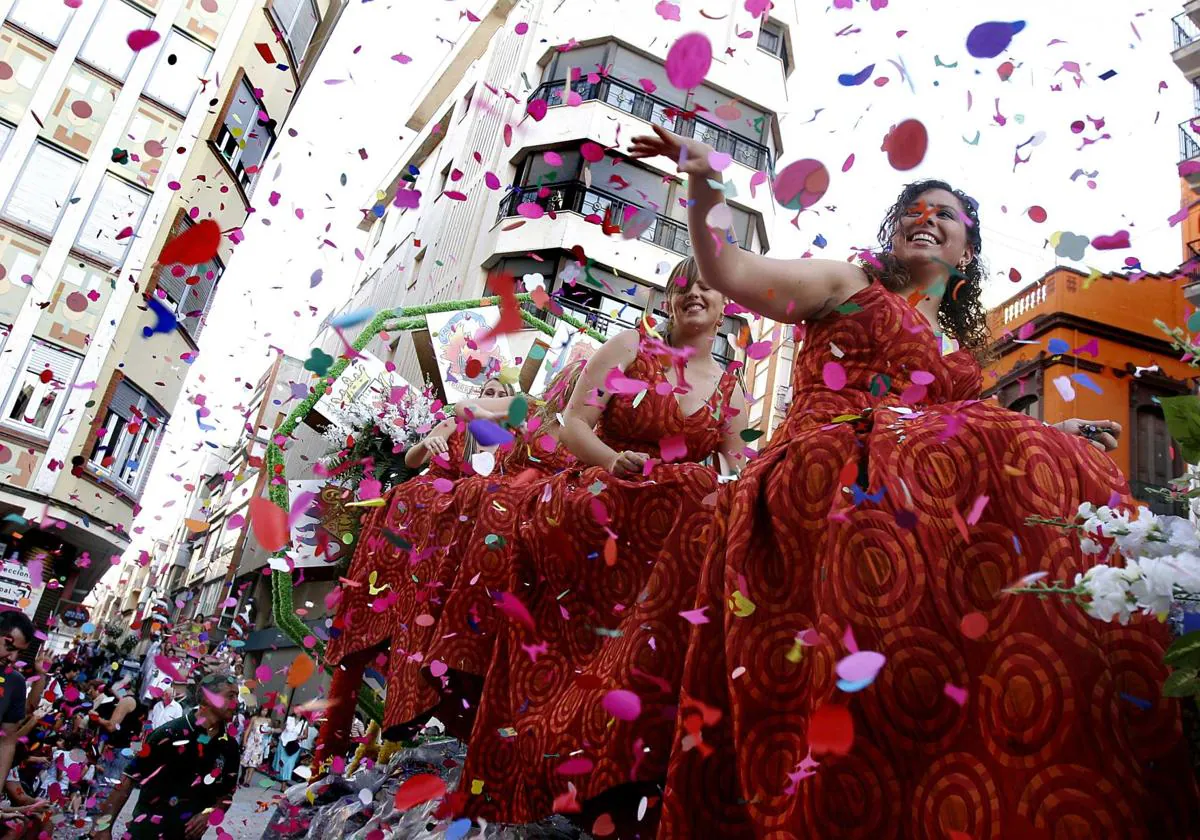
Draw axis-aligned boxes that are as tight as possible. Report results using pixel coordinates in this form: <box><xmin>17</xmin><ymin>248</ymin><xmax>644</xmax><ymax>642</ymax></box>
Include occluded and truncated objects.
<box><xmin>320</xmin><ymin>382</ymin><xmax>446</xmax><ymax>492</ymax></box>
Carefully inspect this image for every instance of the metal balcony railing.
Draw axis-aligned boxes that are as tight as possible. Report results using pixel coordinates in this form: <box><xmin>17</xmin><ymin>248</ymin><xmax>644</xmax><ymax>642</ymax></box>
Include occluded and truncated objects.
<box><xmin>517</xmin><ymin>296</ymin><xmax>736</xmax><ymax>367</ymax></box>
<box><xmin>1175</xmin><ymin>12</ymin><xmax>1200</xmax><ymax>50</ymax></box>
<box><xmin>1129</xmin><ymin>479</ymin><xmax>1191</xmax><ymax>518</ymax></box>
<box><xmin>496</xmin><ymin>180</ymin><xmax>697</xmax><ymax>257</ymax></box>
<box><xmin>528</xmin><ymin>77</ymin><xmax>772</xmax><ymax>171</ymax></box>
<box><xmin>1180</xmin><ymin>118</ymin><xmax>1200</xmax><ymax>163</ymax></box>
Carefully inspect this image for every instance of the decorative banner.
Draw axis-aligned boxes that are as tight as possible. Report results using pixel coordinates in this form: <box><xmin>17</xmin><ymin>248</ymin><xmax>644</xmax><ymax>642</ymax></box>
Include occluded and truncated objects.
<box><xmin>278</xmin><ymin>479</ymin><xmax>334</xmax><ymax>571</ymax></box>
<box><xmin>0</xmin><ymin>560</ymin><xmax>40</xmax><ymax>619</ymax></box>
<box><xmin>531</xmin><ymin>321</ymin><xmax>602</xmax><ymax>396</ymax></box>
<box><xmin>313</xmin><ymin>350</ymin><xmax>412</xmax><ymax>430</ymax></box>
<box><xmin>425</xmin><ymin>307</ymin><xmax>515</xmax><ymax>403</ymax></box>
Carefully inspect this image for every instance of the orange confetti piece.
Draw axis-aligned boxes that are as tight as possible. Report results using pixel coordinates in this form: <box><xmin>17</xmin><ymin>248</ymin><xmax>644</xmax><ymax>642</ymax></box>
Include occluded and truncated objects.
<box><xmin>603</xmin><ymin>537</ymin><xmax>617</xmax><ymax>567</ymax></box>
<box><xmin>285</xmin><ymin>652</ymin><xmax>315</xmax><ymax>688</ymax></box>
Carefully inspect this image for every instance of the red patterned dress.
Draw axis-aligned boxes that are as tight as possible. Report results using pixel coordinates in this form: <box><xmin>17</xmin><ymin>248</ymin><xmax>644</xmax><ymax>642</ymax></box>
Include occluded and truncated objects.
<box><xmin>660</xmin><ymin>282</ymin><xmax>1200</xmax><ymax>838</ymax></box>
<box><xmin>460</xmin><ymin>337</ymin><xmax>739</xmax><ymax>823</ymax></box>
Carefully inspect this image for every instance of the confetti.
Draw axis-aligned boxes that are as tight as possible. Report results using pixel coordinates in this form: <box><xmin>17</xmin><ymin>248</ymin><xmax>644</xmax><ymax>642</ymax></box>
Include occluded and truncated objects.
<box><xmin>773</xmin><ymin>159</ymin><xmax>830</xmax><ymax>210</ymax></box>
<box><xmin>882</xmin><ymin>119</ymin><xmax>928</xmax><ymax>170</ymax></box>
<box><xmin>965</xmin><ymin>20</ymin><xmax>1025</xmax><ymax>59</ymax></box>
<box><xmin>248</xmin><ymin>497</ymin><xmax>288</xmax><ymax>552</ymax></box>
<box><xmin>665</xmin><ymin>33</ymin><xmax>713</xmax><ymax>89</ymax></box>
<box><xmin>393</xmin><ymin>774</ymin><xmax>447</xmax><ymax>810</ymax></box>
<box><xmin>808</xmin><ymin>704</ymin><xmax>853</xmax><ymax>755</ymax></box>
<box><xmin>602</xmin><ymin>689</ymin><xmax>642</xmax><ymax>721</ymax></box>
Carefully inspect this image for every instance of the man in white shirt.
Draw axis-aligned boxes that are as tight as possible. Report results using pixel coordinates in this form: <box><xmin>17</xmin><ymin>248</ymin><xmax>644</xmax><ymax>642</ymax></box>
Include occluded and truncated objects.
<box><xmin>146</xmin><ymin>683</ymin><xmax>183</xmax><ymax>732</ymax></box>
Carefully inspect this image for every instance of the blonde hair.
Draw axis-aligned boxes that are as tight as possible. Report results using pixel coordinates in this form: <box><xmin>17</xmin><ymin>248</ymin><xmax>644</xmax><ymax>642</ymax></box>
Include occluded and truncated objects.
<box><xmin>479</xmin><ymin>376</ymin><xmax>515</xmax><ymax>398</ymax></box>
<box><xmin>533</xmin><ymin>358</ymin><xmax>587</xmax><ymax>424</ymax></box>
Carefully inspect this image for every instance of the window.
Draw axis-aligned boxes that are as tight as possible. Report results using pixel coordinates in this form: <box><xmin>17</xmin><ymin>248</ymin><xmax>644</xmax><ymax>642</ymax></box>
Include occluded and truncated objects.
<box><xmin>269</xmin><ymin>0</ymin><xmax>320</xmax><ymax>66</ymax></box>
<box><xmin>2</xmin><ymin>142</ymin><xmax>84</xmax><ymax>236</ymax></box>
<box><xmin>408</xmin><ymin>247</ymin><xmax>424</xmax><ymax>290</ymax></box>
<box><xmin>215</xmin><ymin>76</ymin><xmax>276</xmax><ymax>192</ymax></box>
<box><xmin>78</xmin><ymin>1</ymin><xmax>152</xmax><ymax>81</ymax></box>
<box><xmin>143</xmin><ymin>29</ymin><xmax>213</xmax><ymax>114</ymax></box>
<box><xmin>6</xmin><ymin>0</ymin><xmax>74</xmax><ymax>45</ymax></box>
<box><xmin>758</xmin><ymin>20</ymin><xmax>788</xmax><ymax>65</ymax></box>
<box><xmin>88</xmin><ymin>377</ymin><xmax>167</xmax><ymax>497</ymax></box>
<box><xmin>995</xmin><ymin>377</ymin><xmax>1042</xmax><ymax>421</ymax></box>
<box><xmin>75</xmin><ymin>175</ymin><xmax>151</xmax><ymax>265</ymax></box>
<box><xmin>0</xmin><ymin>122</ymin><xmax>12</xmax><ymax>157</ymax></box>
<box><xmin>1</xmin><ymin>340</ymin><xmax>82</xmax><ymax>436</ymax></box>
<box><xmin>151</xmin><ymin>212</ymin><xmax>223</xmax><ymax>343</ymax></box>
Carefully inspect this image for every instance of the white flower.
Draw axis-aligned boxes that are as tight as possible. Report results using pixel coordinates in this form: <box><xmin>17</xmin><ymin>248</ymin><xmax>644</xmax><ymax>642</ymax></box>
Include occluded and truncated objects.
<box><xmin>1076</xmin><ymin>564</ymin><xmax>1136</xmax><ymax>625</ymax></box>
<box><xmin>1079</xmin><ymin>537</ymin><xmax>1102</xmax><ymax>556</ymax></box>
<box><xmin>1076</xmin><ymin>501</ymin><xmax>1097</xmax><ymax>520</ymax></box>
<box><xmin>1128</xmin><ymin>558</ymin><xmax>1175</xmax><ymax>616</ymax></box>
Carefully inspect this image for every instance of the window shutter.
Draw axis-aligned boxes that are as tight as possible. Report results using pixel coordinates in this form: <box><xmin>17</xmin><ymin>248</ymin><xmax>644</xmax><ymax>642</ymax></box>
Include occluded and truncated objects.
<box><xmin>26</xmin><ymin>341</ymin><xmax>81</xmax><ymax>386</ymax></box>
<box><xmin>76</xmin><ymin>176</ymin><xmax>151</xmax><ymax>265</ymax></box>
<box><xmin>109</xmin><ymin>380</ymin><xmax>144</xmax><ymax>421</ymax></box>
<box><xmin>224</xmin><ymin>78</ymin><xmax>260</xmax><ymax>147</ymax></box>
<box><xmin>289</xmin><ymin>4</ymin><xmax>318</xmax><ymax>61</ymax></box>
<box><xmin>151</xmin><ymin>212</ymin><xmax>192</xmax><ymax>305</ymax></box>
<box><xmin>272</xmin><ymin>0</ymin><xmax>303</xmax><ymax>27</ymax></box>
<box><xmin>179</xmin><ymin>257</ymin><xmax>222</xmax><ymax>341</ymax></box>
<box><xmin>3</xmin><ymin>144</ymin><xmax>83</xmax><ymax>236</ymax></box>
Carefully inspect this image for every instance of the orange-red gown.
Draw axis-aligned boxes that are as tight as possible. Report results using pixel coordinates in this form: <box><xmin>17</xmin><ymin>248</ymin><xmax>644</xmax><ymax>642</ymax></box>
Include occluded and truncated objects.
<box><xmin>659</xmin><ymin>282</ymin><xmax>1199</xmax><ymax>838</ymax></box>
<box><xmin>460</xmin><ymin>335</ymin><xmax>740</xmax><ymax>823</ymax></box>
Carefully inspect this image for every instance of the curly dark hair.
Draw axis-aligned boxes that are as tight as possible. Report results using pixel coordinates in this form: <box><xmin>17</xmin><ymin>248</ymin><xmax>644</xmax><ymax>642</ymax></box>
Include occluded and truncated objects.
<box><xmin>866</xmin><ymin>179</ymin><xmax>991</xmax><ymax>357</ymax></box>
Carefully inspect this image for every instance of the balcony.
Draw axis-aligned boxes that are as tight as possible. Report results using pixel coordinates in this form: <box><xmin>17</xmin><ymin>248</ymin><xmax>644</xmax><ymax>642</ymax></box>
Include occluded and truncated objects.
<box><xmin>529</xmin><ymin>77</ymin><xmax>771</xmax><ymax>171</ymax></box>
<box><xmin>1000</xmin><ymin>283</ymin><xmax>1048</xmax><ymax>326</ymax></box>
<box><xmin>496</xmin><ymin>180</ymin><xmax>728</xmax><ymax>259</ymax></box>
<box><xmin>1173</xmin><ymin>13</ymin><xmax>1200</xmax><ymax>77</ymax></box>
<box><xmin>517</xmin><ymin>296</ymin><xmax>737</xmax><ymax>368</ymax></box>
<box><xmin>1130</xmin><ymin>479</ymin><xmax>1192</xmax><ymax>518</ymax></box>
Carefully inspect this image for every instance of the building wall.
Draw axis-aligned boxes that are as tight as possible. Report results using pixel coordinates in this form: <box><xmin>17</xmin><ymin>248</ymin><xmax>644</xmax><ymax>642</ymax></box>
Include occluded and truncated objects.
<box><xmin>0</xmin><ymin>0</ymin><xmax>342</xmax><ymax>615</ymax></box>
<box><xmin>984</xmin><ymin>268</ymin><xmax>1196</xmax><ymax>501</ymax></box>
<box><xmin>351</xmin><ymin>0</ymin><xmax>794</xmax><ymax>394</ymax></box>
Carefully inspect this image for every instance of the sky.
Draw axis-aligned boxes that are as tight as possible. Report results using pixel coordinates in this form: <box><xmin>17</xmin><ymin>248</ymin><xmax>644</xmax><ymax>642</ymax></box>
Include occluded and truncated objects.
<box><xmin>119</xmin><ymin>0</ymin><xmax>1195</xmax><ymax>559</ymax></box>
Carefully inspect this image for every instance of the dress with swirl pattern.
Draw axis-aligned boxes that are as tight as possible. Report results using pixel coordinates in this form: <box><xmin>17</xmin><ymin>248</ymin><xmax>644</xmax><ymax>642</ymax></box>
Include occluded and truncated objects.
<box><xmin>658</xmin><ymin>281</ymin><xmax>1200</xmax><ymax>838</ymax></box>
<box><xmin>460</xmin><ymin>331</ymin><xmax>739</xmax><ymax>823</ymax></box>
<box><xmin>326</xmin><ymin>426</ymin><xmax>580</xmax><ymax>732</ymax></box>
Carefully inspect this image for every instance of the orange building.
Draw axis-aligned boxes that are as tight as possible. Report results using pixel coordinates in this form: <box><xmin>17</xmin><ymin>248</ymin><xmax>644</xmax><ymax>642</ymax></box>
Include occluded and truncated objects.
<box><xmin>982</xmin><ymin>267</ymin><xmax>1197</xmax><ymax>514</ymax></box>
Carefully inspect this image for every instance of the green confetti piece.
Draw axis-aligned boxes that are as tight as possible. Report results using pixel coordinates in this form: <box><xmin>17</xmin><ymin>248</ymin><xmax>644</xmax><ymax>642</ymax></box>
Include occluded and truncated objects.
<box><xmin>834</xmin><ymin>302</ymin><xmax>863</xmax><ymax>314</ymax></box>
<box><xmin>740</xmin><ymin>428</ymin><xmax>764</xmax><ymax>443</ymax></box>
<box><xmin>529</xmin><ymin>343</ymin><xmax>548</xmax><ymax>360</ymax></box>
<box><xmin>508</xmin><ymin>395</ymin><xmax>529</xmax><ymax>427</ymax></box>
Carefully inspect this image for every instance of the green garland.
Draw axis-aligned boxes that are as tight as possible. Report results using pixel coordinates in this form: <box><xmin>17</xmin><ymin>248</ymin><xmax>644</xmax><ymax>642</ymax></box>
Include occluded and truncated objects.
<box><xmin>266</xmin><ymin>295</ymin><xmax>606</xmax><ymax>722</ymax></box>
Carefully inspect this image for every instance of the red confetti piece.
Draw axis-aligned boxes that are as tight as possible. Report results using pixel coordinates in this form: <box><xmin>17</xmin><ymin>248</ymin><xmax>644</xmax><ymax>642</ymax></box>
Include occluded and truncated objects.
<box><xmin>881</xmin><ymin>119</ymin><xmax>928</xmax><ymax>171</ymax></box>
<box><xmin>254</xmin><ymin>43</ymin><xmax>276</xmax><ymax>63</ymax></box>
<box><xmin>159</xmin><ymin>219</ymin><xmax>221</xmax><ymax>266</ymax></box>
<box><xmin>808</xmin><ymin>704</ymin><xmax>854</xmax><ymax>755</ymax></box>
<box><xmin>1027</xmin><ymin>205</ymin><xmax>1047</xmax><ymax>223</ymax></box>
<box><xmin>1091</xmin><ymin>229</ymin><xmax>1130</xmax><ymax>250</ymax></box>
<box><xmin>126</xmin><ymin>29</ymin><xmax>160</xmax><ymax>51</ymax></box>
<box><xmin>581</xmin><ymin>141</ymin><xmax>606</xmax><ymax>162</ymax></box>
<box><xmin>960</xmin><ymin>612</ymin><xmax>988</xmax><ymax>639</ymax></box>
<box><xmin>393</xmin><ymin>774</ymin><xmax>447</xmax><ymax>810</ymax></box>
<box><xmin>556</xmin><ymin>757</ymin><xmax>594</xmax><ymax>775</ymax></box>
<box><xmin>660</xmin><ymin>434</ymin><xmax>688</xmax><ymax>463</ymax></box>
<box><xmin>772</xmin><ymin>159</ymin><xmax>829</xmax><ymax>210</ymax></box>
<box><xmin>248</xmin><ymin>496</ymin><xmax>288</xmax><ymax>552</ymax></box>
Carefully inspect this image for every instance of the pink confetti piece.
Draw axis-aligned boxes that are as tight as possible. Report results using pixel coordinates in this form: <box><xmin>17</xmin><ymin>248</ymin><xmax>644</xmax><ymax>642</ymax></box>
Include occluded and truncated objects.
<box><xmin>679</xmin><ymin>607</ymin><xmax>710</xmax><ymax>624</ymax></box>
<box><xmin>749</xmin><ymin>170</ymin><xmax>767</xmax><ymax>198</ymax></box>
<box><xmin>660</xmin><ymin>434</ymin><xmax>688</xmax><ymax>463</ymax></box>
<box><xmin>557</xmin><ymin>757</ymin><xmax>594</xmax><ymax>775</ymax></box>
<box><xmin>126</xmin><ymin>29</ymin><xmax>160</xmax><ymax>51</ymax></box>
<box><xmin>1052</xmin><ymin>375</ymin><xmax>1076</xmax><ymax>402</ymax></box>
<box><xmin>1091</xmin><ymin>230</ymin><xmax>1130</xmax><ymax>250</ymax></box>
<box><xmin>495</xmin><ymin>592</ymin><xmax>536</xmax><ymax>631</ymax></box>
<box><xmin>745</xmin><ymin>340</ymin><xmax>773</xmax><ymax>360</ymax></box>
<box><xmin>822</xmin><ymin>361</ymin><xmax>847</xmax><ymax>391</ymax></box>
<box><xmin>604</xmin><ymin>368</ymin><xmax>649</xmax><ymax>395</ymax></box>
<box><xmin>665</xmin><ymin>32</ymin><xmax>713</xmax><ymax>89</ymax></box>
<box><xmin>602</xmin><ymin>689</ymin><xmax>642</xmax><ymax>721</ymax></box>
<box><xmin>432</xmin><ymin>478</ymin><xmax>454</xmax><ymax>493</ymax></box>
<box><xmin>429</xmin><ymin>660</ymin><xmax>448</xmax><ymax>678</ymax></box>
<box><xmin>842</xmin><ymin>626</ymin><xmax>858</xmax><ymax>654</ymax></box>
<box><xmin>944</xmin><ymin>683</ymin><xmax>968</xmax><ymax>705</ymax></box>
<box><xmin>254</xmin><ymin>665</ymin><xmax>272</xmax><ymax>682</ymax></box>
<box><xmin>391</xmin><ymin>53</ymin><xmax>412</xmax><ymax>64</ymax></box>
<box><xmin>154</xmin><ymin>655</ymin><xmax>185</xmax><ymax>683</ymax></box>
<box><xmin>517</xmin><ymin>202</ymin><xmax>545</xmax><ymax>219</ymax></box>
<box><xmin>965</xmin><ymin>495</ymin><xmax>990</xmax><ymax>526</ymax></box>
<box><xmin>835</xmin><ymin>651</ymin><xmax>885</xmax><ymax>683</ymax></box>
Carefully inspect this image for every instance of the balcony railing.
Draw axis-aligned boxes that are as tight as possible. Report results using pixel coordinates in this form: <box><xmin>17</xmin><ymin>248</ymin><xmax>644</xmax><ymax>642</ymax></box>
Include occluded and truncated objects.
<box><xmin>496</xmin><ymin>180</ymin><xmax>697</xmax><ymax>257</ymax></box>
<box><xmin>1175</xmin><ymin>12</ymin><xmax>1200</xmax><ymax>50</ymax></box>
<box><xmin>1000</xmin><ymin>283</ymin><xmax>1047</xmax><ymax>325</ymax></box>
<box><xmin>1180</xmin><ymin>118</ymin><xmax>1200</xmax><ymax>163</ymax></box>
<box><xmin>529</xmin><ymin>77</ymin><xmax>772</xmax><ymax>171</ymax></box>
<box><xmin>517</xmin><ymin>296</ymin><xmax>736</xmax><ymax>367</ymax></box>
<box><xmin>1130</xmin><ymin>479</ymin><xmax>1191</xmax><ymax>518</ymax></box>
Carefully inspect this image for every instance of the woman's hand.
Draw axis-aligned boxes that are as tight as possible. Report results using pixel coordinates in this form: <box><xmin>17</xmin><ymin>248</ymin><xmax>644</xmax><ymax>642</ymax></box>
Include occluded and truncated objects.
<box><xmin>1055</xmin><ymin>418</ymin><xmax>1122</xmax><ymax>452</ymax></box>
<box><xmin>628</xmin><ymin>124</ymin><xmax>717</xmax><ymax>178</ymax></box>
<box><xmin>608</xmin><ymin>450</ymin><xmax>650</xmax><ymax>477</ymax></box>
<box><xmin>424</xmin><ymin>435</ymin><xmax>449</xmax><ymax>458</ymax></box>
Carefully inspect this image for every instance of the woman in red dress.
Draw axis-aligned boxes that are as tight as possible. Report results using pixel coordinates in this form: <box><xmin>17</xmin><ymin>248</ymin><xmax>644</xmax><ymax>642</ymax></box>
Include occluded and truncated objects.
<box><xmin>320</xmin><ymin>363</ymin><xmax>584</xmax><ymax>760</ymax></box>
<box><xmin>458</xmin><ymin>257</ymin><xmax>747</xmax><ymax>826</ymax></box>
<box><xmin>627</xmin><ymin>125</ymin><xmax>1200</xmax><ymax>838</ymax></box>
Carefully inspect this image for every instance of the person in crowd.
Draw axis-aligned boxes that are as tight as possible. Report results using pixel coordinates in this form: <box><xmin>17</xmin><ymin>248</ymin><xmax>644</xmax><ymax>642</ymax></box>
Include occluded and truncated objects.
<box><xmin>317</xmin><ymin>360</ymin><xmax>591</xmax><ymax>765</ymax></box>
<box><xmin>93</xmin><ymin>672</ymin><xmax>240</xmax><ymax>840</ymax></box>
<box><xmin>239</xmin><ymin>712</ymin><xmax>275</xmax><ymax>787</ymax></box>
<box><xmin>90</xmin><ymin>679</ymin><xmax>147</xmax><ymax>798</ymax></box>
<box><xmin>622</xmin><ymin>124</ymin><xmax>1200</xmax><ymax>836</ymax></box>
<box><xmin>403</xmin><ymin>375</ymin><xmax>516</xmax><ymax>475</ymax></box>
<box><xmin>0</xmin><ymin>612</ymin><xmax>34</xmax><ymax>805</ymax></box>
<box><xmin>145</xmin><ymin>683</ymin><xmax>183</xmax><ymax>732</ymax></box>
<box><xmin>273</xmin><ymin>714</ymin><xmax>308</xmax><ymax>790</ymax></box>
<box><xmin>457</xmin><ymin>256</ymin><xmax>746</xmax><ymax>826</ymax></box>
